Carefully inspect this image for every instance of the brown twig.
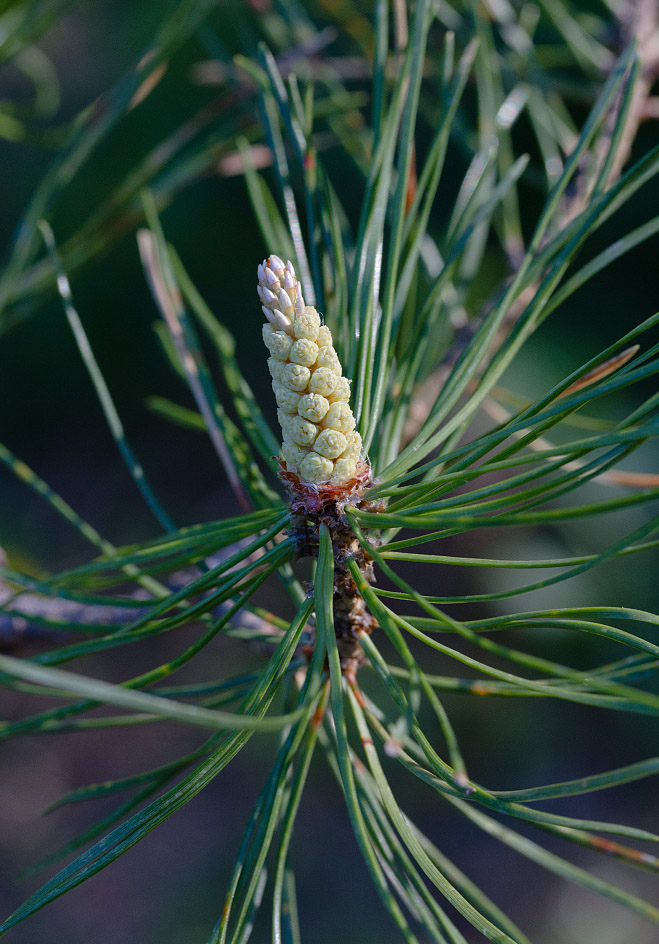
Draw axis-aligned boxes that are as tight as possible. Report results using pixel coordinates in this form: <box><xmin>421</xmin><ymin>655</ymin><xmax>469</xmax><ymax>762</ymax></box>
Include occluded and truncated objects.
<box><xmin>282</xmin><ymin>460</ymin><xmax>381</xmax><ymax>675</ymax></box>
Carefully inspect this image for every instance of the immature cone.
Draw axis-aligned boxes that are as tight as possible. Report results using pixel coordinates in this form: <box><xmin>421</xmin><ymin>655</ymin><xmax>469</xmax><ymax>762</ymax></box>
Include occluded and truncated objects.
<box><xmin>259</xmin><ymin>255</ymin><xmax>363</xmax><ymax>486</ymax></box>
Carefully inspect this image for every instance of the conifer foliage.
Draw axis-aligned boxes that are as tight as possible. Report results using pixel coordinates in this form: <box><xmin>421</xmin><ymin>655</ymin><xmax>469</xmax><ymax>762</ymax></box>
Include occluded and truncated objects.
<box><xmin>1</xmin><ymin>1</ymin><xmax>659</xmax><ymax>942</ymax></box>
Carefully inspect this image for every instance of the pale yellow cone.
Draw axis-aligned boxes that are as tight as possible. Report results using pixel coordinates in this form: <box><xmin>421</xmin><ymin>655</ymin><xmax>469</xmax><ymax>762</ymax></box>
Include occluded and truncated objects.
<box><xmin>258</xmin><ymin>255</ymin><xmax>362</xmax><ymax>485</ymax></box>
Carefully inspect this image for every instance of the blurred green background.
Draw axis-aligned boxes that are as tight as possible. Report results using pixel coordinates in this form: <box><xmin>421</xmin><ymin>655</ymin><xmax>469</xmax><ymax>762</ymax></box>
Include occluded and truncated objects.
<box><xmin>0</xmin><ymin>2</ymin><xmax>658</xmax><ymax>942</ymax></box>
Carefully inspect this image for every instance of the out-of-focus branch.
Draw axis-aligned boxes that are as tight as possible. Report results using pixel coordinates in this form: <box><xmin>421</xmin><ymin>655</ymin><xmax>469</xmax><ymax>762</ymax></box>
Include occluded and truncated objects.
<box><xmin>0</xmin><ymin>544</ymin><xmax>279</xmax><ymax>654</ymax></box>
<box><xmin>404</xmin><ymin>0</ymin><xmax>659</xmax><ymax>446</ymax></box>
<box><xmin>610</xmin><ymin>0</ymin><xmax>659</xmax><ymax>183</ymax></box>
<box><xmin>0</xmin><ymin>544</ymin><xmax>136</xmax><ymax>653</ymax></box>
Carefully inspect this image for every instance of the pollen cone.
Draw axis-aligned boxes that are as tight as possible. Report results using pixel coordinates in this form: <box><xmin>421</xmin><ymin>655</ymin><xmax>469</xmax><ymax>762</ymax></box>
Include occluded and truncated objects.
<box><xmin>258</xmin><ymin>255</ymin><xmax>362</xmax><ymax>486</ymax></box>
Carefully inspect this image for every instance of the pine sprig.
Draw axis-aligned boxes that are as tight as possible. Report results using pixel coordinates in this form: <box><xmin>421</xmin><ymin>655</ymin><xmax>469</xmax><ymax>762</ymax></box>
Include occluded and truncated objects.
<box><xmin>1</xmin><ymin>2</ymin><xmax>659</xmax><ymax>942</ymax></box>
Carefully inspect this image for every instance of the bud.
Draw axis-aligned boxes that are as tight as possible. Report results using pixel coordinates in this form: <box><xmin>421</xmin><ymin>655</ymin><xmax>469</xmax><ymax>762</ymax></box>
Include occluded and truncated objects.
<box><xmin>258</xmin><ymin>256</ymin><xmax>362</xmax><ymax>485</ymax></box>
